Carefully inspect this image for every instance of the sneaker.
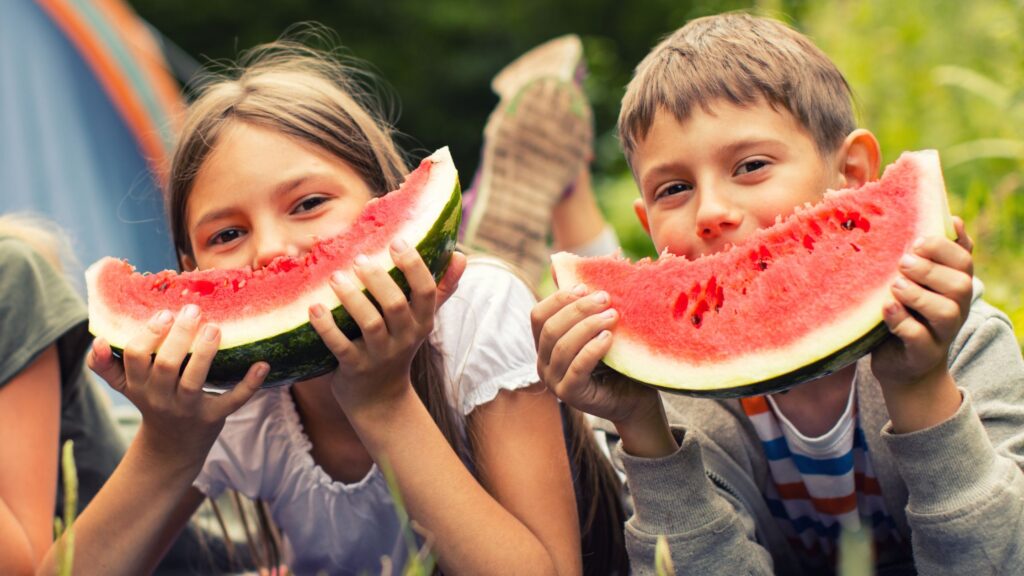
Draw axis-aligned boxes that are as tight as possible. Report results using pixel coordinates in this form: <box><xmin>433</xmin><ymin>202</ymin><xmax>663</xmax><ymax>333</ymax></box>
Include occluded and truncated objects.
<box><xmin>461</xmin><ymin>34</ymin><xmax>594</xmax><ymax>286</ymax></box>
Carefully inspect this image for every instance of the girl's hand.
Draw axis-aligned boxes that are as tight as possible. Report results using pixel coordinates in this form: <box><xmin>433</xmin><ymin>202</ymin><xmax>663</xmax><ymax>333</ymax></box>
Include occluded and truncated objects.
<box><xmin>872</xmin><ymin>217</ymin><xmax>974</xmax><ymax>430</ymax></box>
<box><xmin>87</xmin><ymin>305</ymin><xmax>268</xmax><ymax>457</ymax></box>
<box><xmin>531</xmin><ymin>286</ymin><xmax>662</xmax><ymax>426</ymax></box>
<box><xmin>308</xmin><ymin>240</ymin><xmax>465</xmax><ymax>417</ymax></box>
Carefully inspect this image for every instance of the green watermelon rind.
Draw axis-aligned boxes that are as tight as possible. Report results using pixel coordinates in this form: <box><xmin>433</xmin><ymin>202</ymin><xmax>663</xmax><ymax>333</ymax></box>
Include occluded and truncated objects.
<box><xmin>626</xmin><ymin>322</ymin><xmax>891</xmax><ymax>398</ymax></box>
<box><xmin>109</xmin><ymin>179</ymin><xmax>461</xmax><ymax>390</ymax></box>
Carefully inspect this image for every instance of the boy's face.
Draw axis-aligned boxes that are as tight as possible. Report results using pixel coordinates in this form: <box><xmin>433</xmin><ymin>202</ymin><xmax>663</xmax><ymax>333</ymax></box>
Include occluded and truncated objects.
<box><xmin>631</xmin><ymin>99</ymin><xmax>843</xmax><ymax>259</ymax></box>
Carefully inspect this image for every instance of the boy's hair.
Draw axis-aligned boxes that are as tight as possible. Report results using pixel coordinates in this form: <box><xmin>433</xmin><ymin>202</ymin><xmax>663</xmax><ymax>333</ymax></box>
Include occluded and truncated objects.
<box><xmin>618</xmin><ymin>12</ymin><xmax>856</xmax><ymax>162</ymax></box>
<box><xmin>167</xmin><ymin>35</ymin><xmax>408</xmax><ymax>263</ymax></box>
<box><xmin>0</xmin><ymin>212</ymin><xmax>78</xmax><ymax>273</ymax></box>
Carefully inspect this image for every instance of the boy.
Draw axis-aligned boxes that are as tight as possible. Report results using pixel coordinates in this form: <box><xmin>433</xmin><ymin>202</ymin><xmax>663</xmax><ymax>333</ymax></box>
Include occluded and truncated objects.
<box><xmin>531</xmin><ymin>13</ymin><xmax>1024</xmax><ymax>575</ymax></box>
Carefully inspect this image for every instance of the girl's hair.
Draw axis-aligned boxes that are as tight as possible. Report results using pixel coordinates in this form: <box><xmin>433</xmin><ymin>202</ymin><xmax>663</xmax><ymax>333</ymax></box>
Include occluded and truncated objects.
<box><xmin>165</xmin><ymin>32</ymin><xmax>467</xmax><ymax>571</ymax></box>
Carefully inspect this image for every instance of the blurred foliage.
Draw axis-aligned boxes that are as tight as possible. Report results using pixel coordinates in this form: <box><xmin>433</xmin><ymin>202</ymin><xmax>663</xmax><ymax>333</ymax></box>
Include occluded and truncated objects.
<box><xmin>131</xmin><ymin>0</ymin><xmax>1023</xmax><ymax>346</ymax></box>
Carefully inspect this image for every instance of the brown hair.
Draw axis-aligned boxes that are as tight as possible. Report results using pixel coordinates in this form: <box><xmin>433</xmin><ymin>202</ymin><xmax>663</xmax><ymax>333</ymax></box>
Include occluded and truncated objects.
<box><xmin>618</xmin><ymin>12</ymin><xmax>856</xmax><ymax>162</ymax></box>
<box><xmin>166</xmin><ymin>34</ymin><xmax>466</xmax><ymax>571</ymax></box>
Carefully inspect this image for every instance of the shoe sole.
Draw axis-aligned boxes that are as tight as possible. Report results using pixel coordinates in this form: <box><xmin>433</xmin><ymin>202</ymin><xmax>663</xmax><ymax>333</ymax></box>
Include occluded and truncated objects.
<box><xmin>463</xmin><ymin>77</ymin><xmax>593</xmax><ymax>284</ymax></box>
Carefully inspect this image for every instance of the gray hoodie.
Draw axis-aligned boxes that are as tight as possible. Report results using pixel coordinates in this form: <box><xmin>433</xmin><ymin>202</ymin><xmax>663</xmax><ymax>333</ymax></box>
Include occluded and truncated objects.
<box><xmin>614</xmin><ymin>282</ymin><xmax>1024</xmax><ymax>575</ymax></box>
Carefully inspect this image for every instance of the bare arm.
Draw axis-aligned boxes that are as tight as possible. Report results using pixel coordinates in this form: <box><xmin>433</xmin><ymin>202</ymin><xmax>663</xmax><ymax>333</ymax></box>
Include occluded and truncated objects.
<box><xmin>349</xmin><ymin>383</ymin><xmax>580</xmax><ymax>576</ymax></box>
<box><xmin>0</xmin><ymin>345</ymin><xmax>61</xmax><ymax>575</ymax></box>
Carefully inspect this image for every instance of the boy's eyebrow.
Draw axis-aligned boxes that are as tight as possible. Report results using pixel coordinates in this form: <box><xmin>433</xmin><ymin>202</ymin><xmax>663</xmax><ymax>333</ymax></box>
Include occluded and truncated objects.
<box><xmin>638</xmin><ymin>137</ymin><xmax>786</xmax><ymax>192</ymax></box>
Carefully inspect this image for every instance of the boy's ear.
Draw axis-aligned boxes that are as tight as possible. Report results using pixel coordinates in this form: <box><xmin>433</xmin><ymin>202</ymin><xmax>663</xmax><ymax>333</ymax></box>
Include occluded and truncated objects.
<box><xmin>633</xmin><ymin>198</ymin><xmax>652</xmax><ymax>236</ymax></box>
<box><xmin>836</xmin><ymin>129</ymin><xmax>881</xmax><ymax>188</ymax></box>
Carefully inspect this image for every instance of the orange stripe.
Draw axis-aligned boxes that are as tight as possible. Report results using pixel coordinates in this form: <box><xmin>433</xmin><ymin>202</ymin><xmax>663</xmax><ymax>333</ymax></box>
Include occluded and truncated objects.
<box><xmin>811</xmin><ymin>492</ymin><xmax>858</xmax><ymax>516</ymax></box>
<box><xmin>34</xmin><ymin>0</ymin><xmax>178</xmax><ymax>179</ymax></box>
<box><xmin>775</xmin><ymin>481</ymin><xmax>811</xmax><ymax>500</ymax></box>
<box><xmin>740</xmin><ymin>395</ymin><xmax>770</xmax><ymax>415</ymax></box>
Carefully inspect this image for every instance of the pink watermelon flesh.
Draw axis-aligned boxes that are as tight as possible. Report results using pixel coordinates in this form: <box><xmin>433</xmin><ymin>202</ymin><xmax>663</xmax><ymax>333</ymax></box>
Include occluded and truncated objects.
<box><xmin>551</xmin><ymin>150</ymin><xmax>953</xmax><ymax>397</ymax></box>
<box><xmin>86</xmin><ymin>147</ymin><xmax>461</xmax><ymax>388</ymax></box>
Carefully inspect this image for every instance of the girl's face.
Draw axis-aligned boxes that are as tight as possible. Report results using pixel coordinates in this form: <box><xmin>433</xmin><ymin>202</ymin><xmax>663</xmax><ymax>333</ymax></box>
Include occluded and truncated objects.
<box><xmin>184</xmin><ymin>122</ymin><xmax>375</xmax><ymax>271</ymax></box>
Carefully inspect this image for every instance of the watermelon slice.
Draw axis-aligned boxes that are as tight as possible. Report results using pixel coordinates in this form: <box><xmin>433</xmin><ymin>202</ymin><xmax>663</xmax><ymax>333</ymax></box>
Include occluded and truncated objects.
<box><xmin>552</xmin><ymin>150</ymin><xmax>954</xmax><ymax>397</ymax></box>
<box><xmin>86</xmin><ymin>147</ymin><xmax>461</xmax><ymax>389</ymax></box>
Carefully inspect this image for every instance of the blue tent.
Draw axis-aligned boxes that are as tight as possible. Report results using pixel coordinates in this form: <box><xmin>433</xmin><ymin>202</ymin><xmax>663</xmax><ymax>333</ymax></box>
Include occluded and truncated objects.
<box><xmin>1</xmin><ymin>0</ymin><xmax>184</xmax><ymax>279</ymax></box>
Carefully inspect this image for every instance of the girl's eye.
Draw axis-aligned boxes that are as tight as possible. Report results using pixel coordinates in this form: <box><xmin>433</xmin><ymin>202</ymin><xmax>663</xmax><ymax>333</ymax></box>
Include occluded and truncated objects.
<box><xmin>209</xmin><ymin>228</ymin><xmax>244</xmax><ymax>246</ymax></box>
<box><xmin>735</xmin><ymin>159</ymin><xmax>769</xmax><ymax>175</ymax></box>
<box><xmin>292</xmin><ymin>196</ymin><xmax>329</xmax><ymax>214</ymax></box>
<box><xmin>655</xmin><ymin>182</ymin><xmax>692</xmax><ymax>200</ymax></box>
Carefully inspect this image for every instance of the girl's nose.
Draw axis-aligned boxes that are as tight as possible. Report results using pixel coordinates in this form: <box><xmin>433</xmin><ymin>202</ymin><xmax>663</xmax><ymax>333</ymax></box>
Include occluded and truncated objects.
<box><xmin>253</xmin><ymin>227</ymin><xmax>300</xmax><ymax>269</ymax></box>
<box><xmin>694</xmin><ymin>186</ymin><xmax>742</xmax><ymax>239</ymax></box>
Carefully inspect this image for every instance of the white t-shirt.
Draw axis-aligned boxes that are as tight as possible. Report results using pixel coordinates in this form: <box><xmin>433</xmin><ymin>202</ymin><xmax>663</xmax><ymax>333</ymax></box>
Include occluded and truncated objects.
<box><xmin>194</xmin><ymin>257</ymin><xmax>540</xmax><ymax>575</ymax></box>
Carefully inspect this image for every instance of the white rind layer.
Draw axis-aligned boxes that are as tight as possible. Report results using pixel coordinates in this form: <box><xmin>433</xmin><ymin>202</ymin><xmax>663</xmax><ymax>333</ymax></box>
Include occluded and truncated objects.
<box><xmin>551</xmin><ymin>150</ymin><xmax>952</xmax><ymax>392</ymax></box>
<box><xmin>87</xmin><ymin>147</ymin><xmax>458</xmax><ymax>351</ymax></box>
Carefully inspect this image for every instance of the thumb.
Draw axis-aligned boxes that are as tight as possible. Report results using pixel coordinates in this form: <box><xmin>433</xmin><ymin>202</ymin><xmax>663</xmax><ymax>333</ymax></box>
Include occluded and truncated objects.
<box><xmin>436</xmin><ymin>251</ymin><xmax>466</xmax><ymax>308</ymax></box>
<box><xmin>216</xmin><ymin>362</ymin><xmax>268</xmax><ymax>415</ymax></box>
<box><xmin>87</xmin><ymin>337</ymin><xmax>128</xmax><ymax>394</ymax></box>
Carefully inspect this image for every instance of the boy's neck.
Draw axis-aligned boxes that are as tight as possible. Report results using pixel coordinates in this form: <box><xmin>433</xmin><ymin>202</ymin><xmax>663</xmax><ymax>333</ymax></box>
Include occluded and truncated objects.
<box><xmin>768</xmin><ymin>364</ymin><xmax>857</xmax><ymax>437</ymax></box>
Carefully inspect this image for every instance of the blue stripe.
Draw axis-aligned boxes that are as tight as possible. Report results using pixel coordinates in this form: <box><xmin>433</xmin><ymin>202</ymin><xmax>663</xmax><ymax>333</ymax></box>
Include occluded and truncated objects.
<box><xmin>791</xmin><ymin>451</ymin><xmax>855</xmax><ymax>476</ymax></box>
<box><xmin>761</xmin><ymin>437</ymin><xmax>791</xmax><ymax>460</ymax></box>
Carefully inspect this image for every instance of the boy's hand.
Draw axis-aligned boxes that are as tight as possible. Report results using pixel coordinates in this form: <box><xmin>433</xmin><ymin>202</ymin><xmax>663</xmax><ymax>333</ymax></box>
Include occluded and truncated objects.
<box><xmin>532</xmin><ymin>286</ymin><xmax>677</xmax><ymax>457</ymax></box>
<box><xmin>872</xmin><ymin>217</ymin><xmax>974</xmax><ymax>432</ymax></box>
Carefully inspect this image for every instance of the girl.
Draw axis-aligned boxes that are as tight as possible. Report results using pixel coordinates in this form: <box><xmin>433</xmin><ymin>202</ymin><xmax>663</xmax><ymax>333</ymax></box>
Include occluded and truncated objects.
<box><xmin>42</xmin><ymin>39</ymin><xmax>606</xmax><ymax>576</ymax></box>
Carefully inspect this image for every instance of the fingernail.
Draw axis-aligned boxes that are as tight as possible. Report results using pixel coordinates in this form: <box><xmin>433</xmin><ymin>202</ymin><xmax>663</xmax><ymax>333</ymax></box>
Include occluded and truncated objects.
<box><xmin>331</xmin><ymin>271</ymin><xmax>351</xmax><ymax>288</ymax></box>
<box><xmin>893</xmin><ymin>277</ymin><xmax>908</xmax><ymax>290</ymax></box>
<box><xmin>154</xmin><ymin>310</ymin><xmax>173</xmax><ymax>325</ymax></box>
<box><xmin>591</xmin><ymin>291</ymin><xmax>609</xmax><ymax>304</ymax></box>
<box><xmin>310</xmin><ymin>303</ymin><xmax>325</xmax><ymax>318</ymax></box>
<box><xmin>899</xmin><ymin>254</ymin><xmax>917</xmax><ymax>268</ymax></box>
<box><xmin>601</xmin><ymin>308</ymin><xmax>617</xmax><ymax>319</ymax></box>
<box><xmin>598</xmin><ymin>330</ymin><xmax>611</xmax><ymax>340</ymax></box>
<box><xmin>912</xmin><ymin>237</ymin><xmax>924</xmax><ymax>249</ymax></box>
<box><xmin>571</xmin><ymin>284</ymin><xmax>587</xmax><ymax>297</ymax></box>
<box><xmin>182</xmin><ymin>304</ymin><xmax>200</xmax><ymax>319</ymax></box>
<box><xmin>354</xmin><ymin>254</ymin><xmax>369</xmax><ymax>267</ymax></box>
<box><xmin>391</xmin><ymin>238</ymin><xmax>409</xmax><ymax>253</ymax></box>
<box><xmin>203</xmin><ymin>324</ymin><xmax>219</xmax><ymax>341</ymax></box>
<box><xmin>254</xmin><ymin>363</ymin><xmax>269</xmax><ymax>378</ymax></box>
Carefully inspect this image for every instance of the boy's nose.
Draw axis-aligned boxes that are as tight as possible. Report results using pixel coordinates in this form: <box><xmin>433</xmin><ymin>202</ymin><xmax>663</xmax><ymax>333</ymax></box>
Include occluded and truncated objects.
<box><xmin>694</xmin><ymin>188</ymin><xmax>741</xmax><ymax>239</ymax></box>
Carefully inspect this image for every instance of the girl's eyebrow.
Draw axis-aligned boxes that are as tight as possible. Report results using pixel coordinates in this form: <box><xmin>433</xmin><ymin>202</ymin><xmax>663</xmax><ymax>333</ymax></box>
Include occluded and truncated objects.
<box><xmin>194</xmin><ymin>176</ymin><xmax>312</xmax><ymax>230</ymax></box>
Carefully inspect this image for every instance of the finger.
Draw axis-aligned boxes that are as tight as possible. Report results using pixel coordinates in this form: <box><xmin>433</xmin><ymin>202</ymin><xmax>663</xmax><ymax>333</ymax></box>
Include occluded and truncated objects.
<box><xmin>546</xmin><ymin>308</ymin><xmax>618</xmax><ymax>383</ymax></box>
<box><xmin>122</xmin><ymin>309</ymin><xmax>175</xmax><ymax>387</ymax></box>
<box><xmin>952</xmin><ymin>217</ymin><xmax>974</xmax><ymax>254</ymax></box>
<box><xmin>390</xmin><ymin>239</ymin><xmax>437</xmax><ymax>328</ymax></box>
<box><xmin>881</xmin><ymin>299</ymin><xmax>926</xmax><ymax>350</ymax></box>
<box><xmin>309</xmin><ymin>303</ymin><xmax>358</xmax><ymax>362</ymax></box>
<box><xmin>891</xmin><ymin>276</ymin><xmax>962</xmax><ymax>342</ymax></box>
<box><xmin>214</xmin><ymin>362</ymin><xmax>269</xmax><ymax>416</ymax></box>
<box><xmin>436</xmin><ymin>251</ymin><xmax>466</xmax><ymax>308</ymax></box>
<box><xmin>330</xmin><ymin>268</ymin><xmax>388</xmax><ymax>344</ymax></box>
<box><xmin>537</xmin><ymin>290</ymin><xmax>612</xmax><ymax>366</ymax></box>
<box><xmin>178</xmin><ymin>324</ymin><xmax>222</xmax><ymax>394</ymax></box>
<box><xmin>87</xmin><ymin>337</ymin><xmax>128</xmax><ymax>393</ymax></box>
<box><xmin>530</xmin><ymin>284</ymin><xmax>589</xmax><ymax>344</ymax></box>
<box><xmin>909</xmin><ymin>236</ymin><xmax>973</xmax><ymax>276</ymax></box>
<box><xmin>899</xmin><ymin>250</ymin><xmax>973</xmax><ymax>309</ymax></box>
<box><xmin>148</xmin><ymin>305</ymin><xmax>204</xmax><ymax>390</ymax></box>
<box><xmin>353</xmin><ymin>254</ymin><xmax>412</xmax><ymax>338</ymax></box>
<box><xmin>553</xmin><ymin>330</ymin><xmax>615</xmax><ymax>400</ymax></box>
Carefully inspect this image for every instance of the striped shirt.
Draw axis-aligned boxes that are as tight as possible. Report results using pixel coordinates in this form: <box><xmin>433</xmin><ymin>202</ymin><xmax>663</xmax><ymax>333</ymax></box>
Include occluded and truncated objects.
<box><xmin>740</xmin><ymin>382</ymin><xmax>905</xmax><ymax>573</ymax></box>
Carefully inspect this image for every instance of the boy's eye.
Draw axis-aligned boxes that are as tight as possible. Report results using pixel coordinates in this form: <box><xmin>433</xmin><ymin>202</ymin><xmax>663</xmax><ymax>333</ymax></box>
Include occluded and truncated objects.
<box><xmin>292</xmin><ymin>196</ymin><xmax>329</xmax><ymax>214</ymax></box>
<box><xmin>655</xmin><ymin>182</ymin><xmax>693</xmax><ymax>200</ymax></box>
<box><xmin>209</xmin><ymin>228</ymin><xmax>245</xmax><ymax>246</ymax></box>
<box><xmin>735</xmin><ymin>159</ymin><xmax>769</xmax><ymax>175</ymax></box>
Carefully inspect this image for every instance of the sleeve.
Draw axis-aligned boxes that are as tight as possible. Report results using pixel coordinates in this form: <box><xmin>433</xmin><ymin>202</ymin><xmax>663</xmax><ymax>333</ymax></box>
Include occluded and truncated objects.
<box><xmin>0</xmin><ymin>237</ymin><xmax>87</xmax><ymax>388</ymax></box>
<box><xmin>617</xmin><ymin>429</ymin><xmax>775</xmax><ymax>575</ymax></box>
<box><xmin>433</xmin><ymin>257</ymin><xmax>541</xmax><ymax>416</ymax></box>
<box><xmin>881</xmin><ymin>299</ymin><xmax>1024</xmax><ymax>573</ymax></box>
